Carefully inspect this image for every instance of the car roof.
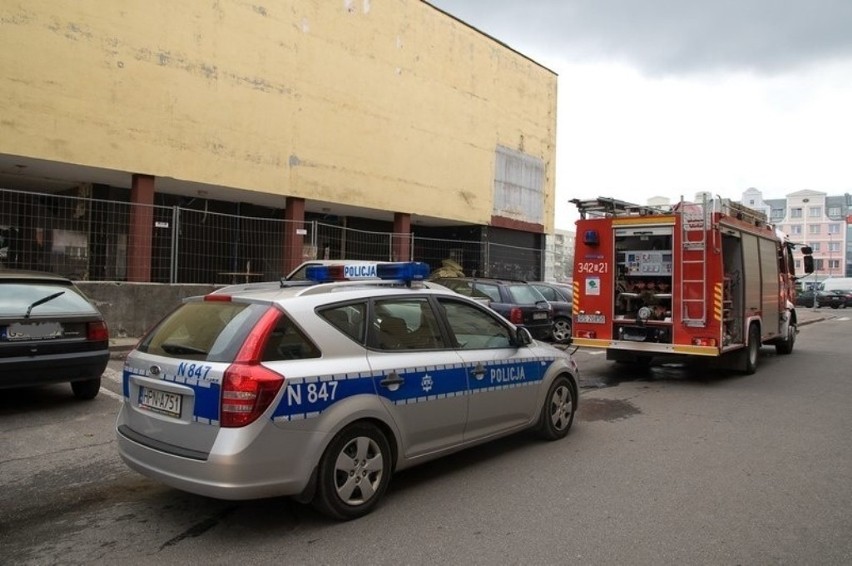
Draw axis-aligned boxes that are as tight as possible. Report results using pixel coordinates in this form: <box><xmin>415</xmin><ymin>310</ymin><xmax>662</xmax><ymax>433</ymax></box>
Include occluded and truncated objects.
<box><xmin>434</xmin><ymin>276</ymin><xmax>529</xmax><ymax>285</ymax></box>
<box><xmin>205</xmin><ymin>280</ymin><xmax>462</xmax><ymax>305</ymax></box>
<box><xmin>0</xmin><ymin>269</ymin><xmax>74</xmax><ymax>284</ymax></box>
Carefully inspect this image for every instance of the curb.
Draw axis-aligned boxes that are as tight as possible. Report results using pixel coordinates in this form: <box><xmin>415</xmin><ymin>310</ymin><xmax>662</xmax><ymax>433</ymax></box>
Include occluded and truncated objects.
<box><xmin>109</xmin><ymin>340</ymin><xmax>138</xmax><ymax>360</ymax></box>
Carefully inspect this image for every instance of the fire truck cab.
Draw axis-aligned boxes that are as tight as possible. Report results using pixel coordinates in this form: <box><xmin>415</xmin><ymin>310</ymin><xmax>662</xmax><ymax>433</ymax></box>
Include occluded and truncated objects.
<box><xmin>570</xmin><ymin>196</ymin><xmax>814</xmax><ymax>374</ymax></box>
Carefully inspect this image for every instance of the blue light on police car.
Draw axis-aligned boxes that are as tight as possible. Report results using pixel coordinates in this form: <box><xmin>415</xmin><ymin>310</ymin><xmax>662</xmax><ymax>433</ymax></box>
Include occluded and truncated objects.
<box><xmin>305</xmin><ymin>265</ymin><xmax>340</xmax><ymax>282</ymax></box>
<box><xmin>305</xmin><ymin>262</ymin><xmax>430</xmax><ymax>283</ymax></box>
<box><xmin>376</xmin><ymin>262</ymin><xmax>430</xmax><ymax>281</ymax></box>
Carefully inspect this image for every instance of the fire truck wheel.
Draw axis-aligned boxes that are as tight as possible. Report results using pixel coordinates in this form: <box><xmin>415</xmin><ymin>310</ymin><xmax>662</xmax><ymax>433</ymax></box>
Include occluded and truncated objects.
<box><xmin>775</xmin><ymin>323</ymin><xmax>796</xmax><ymax>355</ymax></box>
<box><xmin>744</xmin><ymin>324</ymin><xmax>760</xmax><ymax>374</ymax></box>
<box><xmin>536</xmin><ymin>375</ymin><xmax>576</xmax><ymax>440</ymax></box>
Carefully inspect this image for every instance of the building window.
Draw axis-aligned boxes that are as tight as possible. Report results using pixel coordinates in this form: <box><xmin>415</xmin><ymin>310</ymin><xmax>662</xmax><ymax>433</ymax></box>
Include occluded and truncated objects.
<box><xmin>828</xmin><ymin>206</ymin><xmax>841</xmax><ymax>217</ymax></box>
<box><xmin>828</xmin><ymin>223</ymin><xmax>841</xmax><ymax>234</ymax></box>
<box><xmin>790</xmin><ymin>225</ymin><xmax>802</xmax><ymax>235</ymax></box>
<box><xmin>790</xmin><ymin>207</ymin><xmax>802</xmax><ymax>218</ymax></box>
<box><xmin>815</xmin><ymin>259</ymin><xmax>824</xmax><ymax>270</ymax></box>
<box><xmin>809</xmin><ymin>206</ymin><xmax>822</xmax><ymax>218</ymax></box>
<box><xmin>492</xmin><ymin>146</ymin><xmax>545</xmax><ymax>224</ymax></box>
<box><xmin>809</xmin><ymin>224</ymin><xmax>820</xmax><ymax>235</ymax></box>
<box><xmin>771</xmin><ymin>209</ymin><xmax>784</xmax><ymax>220</ymax></box>
<box><xmin>812</xmin><ymin>243</ymin><xmax>820</xmax><ymax>252</ymax></box>
<box><xmin>829</xmin><ymin>241</ymin><xmax>841</xmax><ymax>252</ymax></box>
<box><xmin>829</xmin><ymin>259</ymin><xmax>841</xmax><ymax>270</ymax></box>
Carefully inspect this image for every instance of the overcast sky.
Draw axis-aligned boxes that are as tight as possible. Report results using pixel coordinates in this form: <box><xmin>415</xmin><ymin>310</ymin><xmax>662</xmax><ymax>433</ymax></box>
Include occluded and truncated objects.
<box><xmin>427</xmin><ymin>0</ymin><xmax>852</xmax><ymax>229</ymax></box>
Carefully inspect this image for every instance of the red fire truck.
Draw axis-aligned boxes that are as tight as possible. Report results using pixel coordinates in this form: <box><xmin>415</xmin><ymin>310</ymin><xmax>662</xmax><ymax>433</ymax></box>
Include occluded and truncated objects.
<box><xmin>570</xmin><ymin>196</ymin><xmax>814</xmax><ymax>373</ymax></box>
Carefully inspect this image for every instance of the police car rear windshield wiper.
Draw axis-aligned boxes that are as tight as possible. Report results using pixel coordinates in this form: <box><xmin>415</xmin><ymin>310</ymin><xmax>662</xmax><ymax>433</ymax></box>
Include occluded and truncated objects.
<box><xmin>24</xmin><ymin>291</ymin><xmax>66</xmax><ymax>319</ymax></box>
<box><xmin>160</xmin><ymin>343</ymin><xmax>209</xmax><ymax>356</ymax></box>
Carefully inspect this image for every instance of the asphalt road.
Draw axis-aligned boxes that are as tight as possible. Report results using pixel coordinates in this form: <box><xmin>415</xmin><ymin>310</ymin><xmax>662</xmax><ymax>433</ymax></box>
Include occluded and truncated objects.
<box><xmin>1</xmin><ymin>313</ymin><xmax>850</xmax><ymax>565</ymax></box>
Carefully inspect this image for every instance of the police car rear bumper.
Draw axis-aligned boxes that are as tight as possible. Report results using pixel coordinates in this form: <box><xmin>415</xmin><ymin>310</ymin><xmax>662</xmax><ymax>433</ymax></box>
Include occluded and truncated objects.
<box><xmin>115</xmin><ymin>423</ymin><xmax>326</xmax><ymax>500</ymax></box>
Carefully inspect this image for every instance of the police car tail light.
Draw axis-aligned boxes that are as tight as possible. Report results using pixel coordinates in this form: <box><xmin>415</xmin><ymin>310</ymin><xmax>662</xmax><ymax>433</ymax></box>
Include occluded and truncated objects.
<box><xmin>87</xmin><ymin>321</ymin><xmax>109</xmax><ymax>342</ymax></box>
<box><xmin>509</xmin><ymin>307</ymin><xmax>524</xmax><ymax>324</ymax></box>
<box><xmin>221</xmin><ymin>307</ymin><xmax>285</xmax><ymax>428</ymax></box>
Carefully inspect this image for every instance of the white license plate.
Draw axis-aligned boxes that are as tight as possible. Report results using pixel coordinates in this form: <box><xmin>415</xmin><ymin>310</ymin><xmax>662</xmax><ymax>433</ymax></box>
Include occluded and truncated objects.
<box><xmin>577</xmin><ymin>314</ymin><xmax>606</xmax><ymax>324</ymax></box>
<box><xmin>533</xmin><ymin>312</ymin><xmax>548</xmax><ymax>320</ymax></box>
<box><xmin>139</xmin><ymin>386</ymin><xmax>182</xmax><ymax>418</ymax></box>
<box><xmin>4</xmin><ymin>321</ymin><xmax>63</xmax><ymax>341</ymax></box>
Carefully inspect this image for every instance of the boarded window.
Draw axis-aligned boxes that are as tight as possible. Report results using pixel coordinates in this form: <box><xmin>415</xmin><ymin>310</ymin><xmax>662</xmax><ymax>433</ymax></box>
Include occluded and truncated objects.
<box><xmin>493</xmin><ymin>146</ymin><xmax>544</xmax><ymax>224</ymax></box>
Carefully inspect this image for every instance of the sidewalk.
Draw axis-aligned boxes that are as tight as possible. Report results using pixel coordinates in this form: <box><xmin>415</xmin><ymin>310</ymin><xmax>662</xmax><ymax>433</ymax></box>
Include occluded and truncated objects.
<box><xmin>107</xmin><ymin>308</ymin><xmax>837</xmax><ymax>360</ymax></box>
<box><xmin>797</xmin><ymin>307</ymin><xmax>835</xmax><ymax>327</ymax></box>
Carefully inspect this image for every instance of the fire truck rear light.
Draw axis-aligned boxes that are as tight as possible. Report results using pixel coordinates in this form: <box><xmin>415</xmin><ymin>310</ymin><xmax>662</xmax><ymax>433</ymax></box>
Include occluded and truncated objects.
<box><xmin>692</xmin><ymin>337</ymin><xmax>717</xmax><ymax>347</ymax></box>
<box><xmin>577</xmin><ymin>330</ymin><xmax>596</xmax><ymax>339</ymax></box>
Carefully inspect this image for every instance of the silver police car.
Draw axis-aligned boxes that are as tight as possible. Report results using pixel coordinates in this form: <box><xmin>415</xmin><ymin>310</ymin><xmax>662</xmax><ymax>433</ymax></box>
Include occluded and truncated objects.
<box><xmin>116</xmin><ymin>263</ymin><xmax>579</xmax><ymax>520</ymax></box>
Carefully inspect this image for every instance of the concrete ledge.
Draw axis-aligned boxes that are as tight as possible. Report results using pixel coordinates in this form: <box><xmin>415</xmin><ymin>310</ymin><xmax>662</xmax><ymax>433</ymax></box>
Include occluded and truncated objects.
<box><xmin>77</xmin><ymin>281</ymin><xmax>218</xmax><ymax>339</ymax></box>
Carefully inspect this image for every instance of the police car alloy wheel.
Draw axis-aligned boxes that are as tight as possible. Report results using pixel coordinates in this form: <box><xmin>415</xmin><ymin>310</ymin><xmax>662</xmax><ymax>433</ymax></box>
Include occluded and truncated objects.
<box><xmin>537</xmin><ymin>375</ymin><xmax>575</xmax><ymax>440</ymax></box>
<box><xmin>313</xmin><ymin>422</ymin><xmax>392</xmax><ymax>520</ymax></box>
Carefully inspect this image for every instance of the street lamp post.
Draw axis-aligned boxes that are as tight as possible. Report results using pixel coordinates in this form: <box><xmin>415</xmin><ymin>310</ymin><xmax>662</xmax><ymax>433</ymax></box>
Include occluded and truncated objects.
<box><xmin>829</xmin><ymin>233</ymin><xmax>833</xmax><ymax>279</ymax></box>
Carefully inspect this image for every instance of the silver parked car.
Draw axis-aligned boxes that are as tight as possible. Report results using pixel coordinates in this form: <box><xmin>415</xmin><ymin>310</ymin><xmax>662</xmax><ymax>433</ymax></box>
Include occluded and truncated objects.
<box><xmin>115</xmin><ymin>263</ymin><xmax>580</xmax><ymax>520</ymax></box>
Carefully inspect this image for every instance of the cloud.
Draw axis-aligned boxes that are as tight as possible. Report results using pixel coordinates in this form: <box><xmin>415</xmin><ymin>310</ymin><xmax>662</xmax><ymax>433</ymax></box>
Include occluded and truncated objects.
<box><xmin>427</xmin><ymin>0</ymin><xmax>852</xmax><ymax>76</ymax></box>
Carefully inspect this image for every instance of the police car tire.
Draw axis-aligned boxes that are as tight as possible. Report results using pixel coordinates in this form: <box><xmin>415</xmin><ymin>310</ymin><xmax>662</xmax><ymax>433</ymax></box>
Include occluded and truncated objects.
<box><xmin>536</xmin><ymin>375</ymin><xmax>575</xmax><ymax>441</ymax></box>
<box><xmin>71</xmin><ymin>377</ymin><xmax>101</xmax><ymax>400</ymax></box>
<box><xmin>313</xmin><ymin>422</ymin><xmax>392</xmax><ymax>520</ymax></box>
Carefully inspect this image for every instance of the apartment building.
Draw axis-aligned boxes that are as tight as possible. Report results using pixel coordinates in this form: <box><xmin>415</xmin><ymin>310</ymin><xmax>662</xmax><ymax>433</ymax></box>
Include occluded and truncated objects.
<box><xmin>741</xmin><ymin>188</ymin><xmax>851</xmax><ymax>281</ymax></box>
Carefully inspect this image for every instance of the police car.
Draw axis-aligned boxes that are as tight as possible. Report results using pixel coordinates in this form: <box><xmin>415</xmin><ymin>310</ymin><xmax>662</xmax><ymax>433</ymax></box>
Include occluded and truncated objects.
<box><xmin>115</xmin><ymin>262</ymin><xmax>580</xmax><ymax>520</ymax></box>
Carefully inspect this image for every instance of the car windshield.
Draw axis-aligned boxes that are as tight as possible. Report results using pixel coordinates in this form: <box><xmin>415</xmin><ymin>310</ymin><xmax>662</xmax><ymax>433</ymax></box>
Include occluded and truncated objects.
<box><xmin>0</xmin><ymin>282</ymin><xmax>96</xmax><ymax>316</ymax></box>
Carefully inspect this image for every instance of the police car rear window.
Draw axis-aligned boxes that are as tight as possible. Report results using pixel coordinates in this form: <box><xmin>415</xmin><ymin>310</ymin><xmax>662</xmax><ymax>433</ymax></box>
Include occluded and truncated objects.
<box><xmin>138</xmin><ymin>301</ymin><xmax>267</xmax><ymax>362</ymax></box>
<box><xmin>261</xmin><ymin>314</ymin><xmax>321</xmax><ymax>361</ymax></box>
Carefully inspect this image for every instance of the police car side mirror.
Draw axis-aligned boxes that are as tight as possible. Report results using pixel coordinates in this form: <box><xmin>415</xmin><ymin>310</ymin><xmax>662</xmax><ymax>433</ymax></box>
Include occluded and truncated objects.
<box><xmin>514</xmin><ymin>326</ymin><xmax>533</xmax><ymax>347</ymax></box>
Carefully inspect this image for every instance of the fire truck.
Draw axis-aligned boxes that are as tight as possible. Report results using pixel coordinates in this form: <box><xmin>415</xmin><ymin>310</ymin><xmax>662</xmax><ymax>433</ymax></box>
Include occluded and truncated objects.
<box><xmin>570</xmin><ymin>196</ymin><xmax>814</xmax><ymax>373</ymax></box>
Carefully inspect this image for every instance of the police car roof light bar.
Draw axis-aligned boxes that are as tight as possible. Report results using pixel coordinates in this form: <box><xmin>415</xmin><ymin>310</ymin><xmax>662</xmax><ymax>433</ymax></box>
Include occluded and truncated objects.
<box><xmin>375</xmin><ymin>262</ymin><xmax>430</xmax><ymax>282</ymax></box>
<box><xmin>305</xmin><ymin>262</ymin><xmax>430</xmax><ymax>284</ymax></box>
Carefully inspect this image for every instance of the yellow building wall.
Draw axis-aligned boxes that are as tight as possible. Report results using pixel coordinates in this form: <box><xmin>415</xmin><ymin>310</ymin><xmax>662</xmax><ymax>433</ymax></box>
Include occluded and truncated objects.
<box><xmin>0</xmin><ymin>0</ymin><xmax>557</xmax><ymax>230</ymax></box>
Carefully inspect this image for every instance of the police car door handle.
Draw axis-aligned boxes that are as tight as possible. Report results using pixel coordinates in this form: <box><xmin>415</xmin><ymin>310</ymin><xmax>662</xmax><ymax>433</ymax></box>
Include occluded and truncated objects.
<box><xmin>471</xmin><ymin>362</ymin><xmax>485</xmax><ymax>380</ymax></box>
<box><xmin>380</xmin><ymin>371</ymin><xmax>405</xmax><ymax>388</ymax></box>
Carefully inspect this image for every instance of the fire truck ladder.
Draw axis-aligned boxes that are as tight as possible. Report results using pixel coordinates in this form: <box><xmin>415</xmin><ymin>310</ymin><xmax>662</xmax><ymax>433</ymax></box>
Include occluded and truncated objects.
<box><xmin>570</xmin><ymin>197</ymin><xmax>668</xmax><ymax>219</ymax></box>
<box><xmin>679</xmin><ymin>200</ymin><xmax>709</xmax><ymax>327</ymax></box>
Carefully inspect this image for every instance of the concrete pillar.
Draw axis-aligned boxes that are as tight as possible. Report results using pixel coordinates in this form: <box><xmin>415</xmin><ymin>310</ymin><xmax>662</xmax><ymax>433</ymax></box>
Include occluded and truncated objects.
<box><xmin>127</xmin><ymin>174</ymin><xmax>154</xmax><ymax>282</ymax></box>
<box><xmin>393</xmin><ymin>212</ymin><xmax>411</xmax><ymax>261</ymax></box>
<box><xmin>283</xmin><ymin>197</ymin><xmax>306</xmax><ymax>275</ymax></box>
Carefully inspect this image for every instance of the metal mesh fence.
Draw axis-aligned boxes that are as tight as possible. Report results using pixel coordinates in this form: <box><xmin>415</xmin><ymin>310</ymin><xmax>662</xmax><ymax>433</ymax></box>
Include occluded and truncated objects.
<box><xmin>1</xmin><ymin>187</ymin><xmax>560</xmax><ymax>283</ymax></box>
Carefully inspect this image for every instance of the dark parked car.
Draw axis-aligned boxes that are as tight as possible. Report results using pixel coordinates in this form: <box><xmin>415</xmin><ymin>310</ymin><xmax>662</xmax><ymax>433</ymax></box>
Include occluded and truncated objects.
<box><xmin>0</xmin><ymin>270</ymin><xmax>109</xmax><ymax>399</ymax></box>
<box><xmin>432</xmin><ymin>277</ymin><xmax>553</xmax><ymax>340</ymax></box>
<box><xmin>528</xmin><ymin>282</ymin><xmax>573</xmax><ymax>342</ymax></box>
<box><xmin>822</xmin><ymin>289</ymin><xmax>852</xmax><ymax>308</ymax></box>
<box><xmin>795</xmin><ymin>289</ymin><xmax>845</xmax><ymax>309</ymax></box>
